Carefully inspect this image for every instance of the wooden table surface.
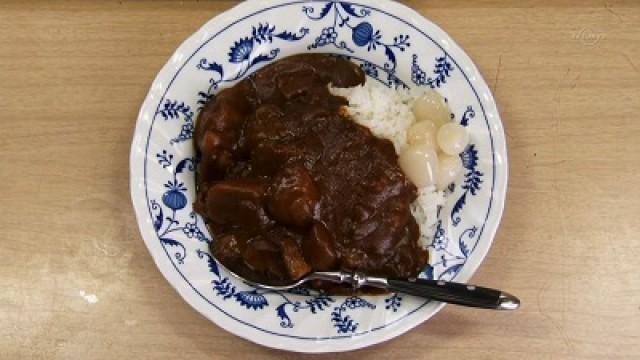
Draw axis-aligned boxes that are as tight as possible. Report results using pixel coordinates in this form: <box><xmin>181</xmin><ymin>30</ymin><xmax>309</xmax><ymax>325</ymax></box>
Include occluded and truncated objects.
<box><xmin>2</xmin><ymin>1</ymin><xmax>639</xmax><ymax>359</ymax></box>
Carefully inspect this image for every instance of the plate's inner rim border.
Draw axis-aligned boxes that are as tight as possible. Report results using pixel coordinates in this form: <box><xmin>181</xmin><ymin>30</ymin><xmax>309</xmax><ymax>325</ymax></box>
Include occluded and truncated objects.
<box><xmin>138</xmin><ymin>0</ymin><xmax>498</xmax><ymax>342</ymax></box>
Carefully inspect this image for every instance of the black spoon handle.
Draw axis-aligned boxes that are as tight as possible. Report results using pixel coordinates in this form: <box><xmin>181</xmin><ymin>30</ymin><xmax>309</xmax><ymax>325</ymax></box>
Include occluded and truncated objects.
<box><xmin>386</xmin><ymin>278</ymin><xmax>520</xmax><ymax>310</ymax></box>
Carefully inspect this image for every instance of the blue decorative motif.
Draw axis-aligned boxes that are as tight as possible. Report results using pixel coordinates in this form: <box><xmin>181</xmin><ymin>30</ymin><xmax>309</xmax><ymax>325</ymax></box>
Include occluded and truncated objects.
<box><xmin>315</xmin><ymin>26</ymin><xmax>339</xmax><ymax>48</ymax></box>
<box><xmin>359</xmin><ymin>60</ymin><xmax>378</xmax><ymax>78</ymax></box>
<box><xmin>156</xmin><ymin>150</ymin><xmax>173</xmax><ymax>168</ymax></box>
<box><xmin>451</xmin><ymin>145</ymin><xmax>484</xmax><ymax>226</ymax></box>
<box><xmin>196</xmin><ymin>250</ymin><xmax>341</xmax><ymax>328</ymax></box>
<box><xmin>458</xmin><ymin>226</ymin><xmax>479</xmax><ymax>258</ymax></box>
<box><xmin>423</xmin><ymin>264</ymin><xmax>435</xmax><ymax>280</ymax></box>
<box><xmin>331</xmin><ymin>296</ymin><xmax>376</xmax><ymax>333</ymax></box>
<box><xmin>425</xmin><ymin>221</ymin><xmax>480</xmax><ymax>281</ymax></box>
<box><xmin>182</xmin><ymin>222</ymin><xmax>201</xmax><ymax>238</ymax></box>
<box><xmin>342</xmin><ymin>56</ymin><xmax>408</xmax><ymax>89</ymax></box>
<box><xmin>412</xmin><ymin>54</ymin><xmax>454</xmax><ymax>88</ymax></box>
<box><xmin>432</xmin><ymin>221</ymin><xmax>448</xmax><ymax>250</ymax></box>
<box><xmin>302</xmin><ymin>1</ymin><xmax>410</xmax><ymax>73</ymax></box>
<box><xmin>460</xmin><ymin>144</ymin><xmax>479</xmax><ymax>169</ymax></box>
<box><xmin>235</xmin><ymin>290</ymin><xmax>270</xmax><ymax>310</ymax></box>
<box><xmin>150</xmin><ymin>150</ymin><xmax>208</xmax><ymax>263</ymax></box>
<box><xmin>384</xmin><ymin>293</ymin><xmax>402</xmax><ymax>312</ymax></box>
<box><xmin>212</xmin><ymin>277</ymin><xmax>237</xmax><ymax>300</ymax></box>
<box><xmin>352</xmin><ymin>22</ymin><xmax>373</xmax><ymax>47</ymax></box>
<box><xmin>157</xmin><ymin>100</ymin><xmax>195</xmax><ymax>144</ymax></box>
<box><xmin>276</xmin><ymin>292</ymin><xmax>334</xmax><ymax>328</ymax></box>
<box><xmin>229</xmin><ymin>37</ymin><xmax>254</xmax><ymax>63</ymax></box>
<box><xmin>421</xmin><ymin>146</ymin><xmax>483</xmax><ymax>280</ymax></box>
<box><xmin>162</xmin><ymin>180</ymin><xmax>187</xmax><ymax>211</ymax></box>
<box><xmin>197</xmin><ymin>22</ymin><xmax>309</xmax><ymax>95</ymax></box>
<box><xmin>196</xmin><ymin>91</ymin><xmax>214</xmax><ymax>110</ymax></box>
<box><xmin>459</xmin><ymin>105</ymin><xmax>476</xmax><ymax>127</ymax></box>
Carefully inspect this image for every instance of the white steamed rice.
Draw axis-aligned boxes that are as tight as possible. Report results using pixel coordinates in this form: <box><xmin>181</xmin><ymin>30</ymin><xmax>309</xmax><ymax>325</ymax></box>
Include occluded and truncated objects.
<box><xmin>330</xmin><ymin>81</ymin><xmax>445</xmax><ymax>249</ymax></box>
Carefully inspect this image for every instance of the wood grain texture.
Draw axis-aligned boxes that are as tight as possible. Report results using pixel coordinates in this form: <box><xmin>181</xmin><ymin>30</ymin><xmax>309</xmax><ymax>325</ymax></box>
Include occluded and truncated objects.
<box><xmin>1</xmin><ymin>1</ymin><xmax>639</xmax><ymax>359</ymax></box>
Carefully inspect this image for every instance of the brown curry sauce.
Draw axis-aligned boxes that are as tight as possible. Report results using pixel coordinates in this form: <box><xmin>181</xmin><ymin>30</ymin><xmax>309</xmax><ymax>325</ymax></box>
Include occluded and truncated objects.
<box><xmin>194</xmin><ymin>54</ymin><xmax>428</xmax><ymax>291</ymax></box>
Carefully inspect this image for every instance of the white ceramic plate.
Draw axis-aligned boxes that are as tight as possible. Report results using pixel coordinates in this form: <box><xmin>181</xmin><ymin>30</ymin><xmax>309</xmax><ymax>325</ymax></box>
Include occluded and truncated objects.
<box><xmin>130</xmin><ymin>0</ymin><xmax>507</xmax><ymax>352</ymax></box>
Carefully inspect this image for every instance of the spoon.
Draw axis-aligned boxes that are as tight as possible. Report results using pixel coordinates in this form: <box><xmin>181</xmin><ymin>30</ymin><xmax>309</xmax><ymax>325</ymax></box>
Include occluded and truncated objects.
<box><xmin>222</xmin><ymin>266</ymin><xmax>520</xmax><ymax>310</ymax></box>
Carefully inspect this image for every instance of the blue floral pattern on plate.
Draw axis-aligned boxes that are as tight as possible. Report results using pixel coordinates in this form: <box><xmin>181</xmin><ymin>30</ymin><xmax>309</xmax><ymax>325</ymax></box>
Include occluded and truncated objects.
<box><xmin>131</xmin><ymin>0</ymin><xmax>506</xmax><ymax>352</ymax></box>
<box><xmin>196</xmin><ymin>22</ymin><xmax>309</xmax><ymax>98</ymax></box>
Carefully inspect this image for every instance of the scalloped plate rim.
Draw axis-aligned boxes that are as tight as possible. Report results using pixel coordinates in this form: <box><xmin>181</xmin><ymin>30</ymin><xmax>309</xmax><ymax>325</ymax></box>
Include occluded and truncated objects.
<box><xmin>130</xmin><ymin>0</ymin><xmax>507</xmax><ymax>353</ymax></box>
